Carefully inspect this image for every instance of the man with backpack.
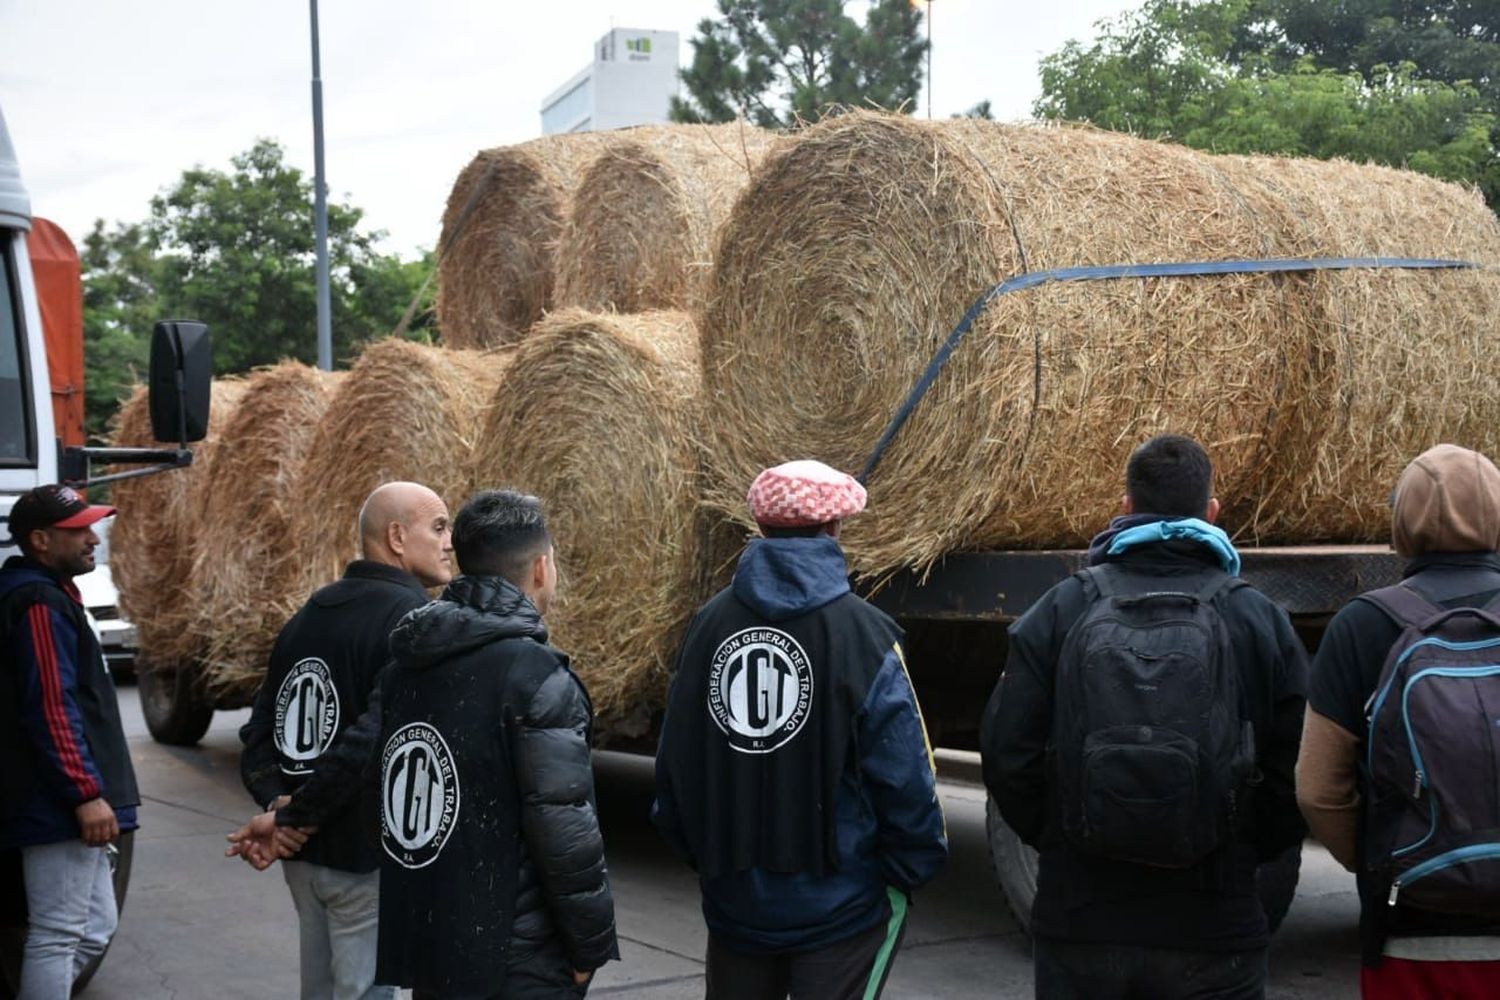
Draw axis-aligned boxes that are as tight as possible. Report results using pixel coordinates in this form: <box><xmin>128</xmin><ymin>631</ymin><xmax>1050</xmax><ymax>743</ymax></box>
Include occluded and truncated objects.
<box><xmin>1297</xmin><ymin>444</ymin><xmax>1500</xmax><ymax>998</ymax></box>
<box><xmin>982</xmin><ymin>434</ymin><xmax>1308</xmax><ymax>999</ymax></box>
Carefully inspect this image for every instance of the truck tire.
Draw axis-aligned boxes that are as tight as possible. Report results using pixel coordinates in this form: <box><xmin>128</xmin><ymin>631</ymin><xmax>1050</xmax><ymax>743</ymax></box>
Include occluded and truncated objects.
<box><xmin>985</xmin><ymin>795</ymin><xmax>1038</xmax><ymax>934</ymax></box>
<box><xmin>0</xmin><ymin>830</ymin><xmax>134</xmax><ymax>998</ymax></box>
<box><xmin>985</xmin><ymin>795</ymin><xmax>1303</xmax><ymax>936</ymax></box>
<box><xmin>138</xmin><ymin>660</ymin><xmax>214</xmax><ymax>746</ymax></box>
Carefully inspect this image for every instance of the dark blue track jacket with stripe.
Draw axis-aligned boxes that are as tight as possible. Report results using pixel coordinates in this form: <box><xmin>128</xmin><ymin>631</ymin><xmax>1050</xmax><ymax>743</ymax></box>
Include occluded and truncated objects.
<box><xmin>1</xmin><ymin>556</ymin><xmax>139</xmax><ymax>848</ymax></box>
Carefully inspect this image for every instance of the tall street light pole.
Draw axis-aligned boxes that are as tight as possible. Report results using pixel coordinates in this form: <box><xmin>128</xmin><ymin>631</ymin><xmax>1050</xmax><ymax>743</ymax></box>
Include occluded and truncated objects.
<box><xmin>918</xmin><ymin>0</ymin><xmax>930</xmax><ymax>119</ymax></box>
<box><xmin>309</xmin><ymin>0</ymin><xmax>332</xmax><ymax>372</ymax></box>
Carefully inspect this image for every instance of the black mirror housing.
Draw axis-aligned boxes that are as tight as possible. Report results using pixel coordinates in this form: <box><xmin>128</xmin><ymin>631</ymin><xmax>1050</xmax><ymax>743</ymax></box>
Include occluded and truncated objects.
<box><xmin>149</xmin><ymin>320</ymin><xmax>213</xmax><ymax>444</ymax></box>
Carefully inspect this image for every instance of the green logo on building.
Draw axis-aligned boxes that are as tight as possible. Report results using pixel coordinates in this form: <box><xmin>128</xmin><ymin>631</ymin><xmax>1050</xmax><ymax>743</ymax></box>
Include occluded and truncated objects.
<box><xmin>625</xmin><ymin>37</ymin><xmax>652</xmax><ymax>54</ymax></box>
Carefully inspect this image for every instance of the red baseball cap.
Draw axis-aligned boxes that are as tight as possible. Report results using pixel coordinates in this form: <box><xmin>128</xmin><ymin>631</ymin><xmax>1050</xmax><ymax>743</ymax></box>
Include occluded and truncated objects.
<box><xmin>7</xmin><ymin>484</ymin><xmax>116</xmax><ymax>542</ymax></box>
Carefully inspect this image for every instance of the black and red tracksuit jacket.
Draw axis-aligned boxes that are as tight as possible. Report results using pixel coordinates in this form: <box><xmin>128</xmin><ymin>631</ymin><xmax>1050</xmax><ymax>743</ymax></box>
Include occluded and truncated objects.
<box><xmin>0</xmin><ymin>555</ymin><xmax>139</xmax><ymax>848</ymax></box>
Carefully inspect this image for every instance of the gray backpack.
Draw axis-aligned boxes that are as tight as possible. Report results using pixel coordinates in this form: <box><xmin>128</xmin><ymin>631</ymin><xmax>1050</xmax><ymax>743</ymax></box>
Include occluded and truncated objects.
<box><xmin>1053</xmin><ymin>565</ymin><xmax>1256</xmax><ymax>867</ymax></box>
<box><xmin>1362</xmin><ymin>583</ymin><xmax>1500</xmax><ymax>917</ymax></box>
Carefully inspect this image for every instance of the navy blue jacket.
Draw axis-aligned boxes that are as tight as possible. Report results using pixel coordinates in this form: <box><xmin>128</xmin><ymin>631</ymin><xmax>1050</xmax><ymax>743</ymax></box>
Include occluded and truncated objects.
<box><xmin>0</xmin><ymin>556</ymin><xmax>139</xmax><ymax>848</ymax></box>
<box><xmin>654</xmin><ymin>536</ymin><xmax>948</xmax><ymax>953</ymax></box>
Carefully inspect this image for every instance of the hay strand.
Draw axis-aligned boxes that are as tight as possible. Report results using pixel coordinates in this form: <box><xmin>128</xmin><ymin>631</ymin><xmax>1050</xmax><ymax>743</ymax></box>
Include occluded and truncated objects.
<box><xmin>470</xmin><ymin>309</ymin><xmax>700</xmax><ymax>737</ymax></box>
<box><xmin>436</xmin><ymin>132</ymin><xmax>614</xmax><ymax>348</ymax></box>
<box><xmin>700</xmin><ymin>112</ymin><xmax>1329</xmax><ymax>575</ymax></box>
<box><xmin>1219</xmin><ymin>153</ymin><xmax>1500</xmax><ymax>540</ymax></box>
<box><xmin>291</xmin><ymin>340</ymin><xmax>509</xmax><ymax>597</ymax></box>
<box><xmin>192</xmin><ymin>363</ymin><xmax>341</xmax><ymax>704</ymax></box>
<box><xmin>110</xmin><ymin>378</ymin><xmax>247</xmax><ymax>666</ymax></box>
<box><xmin>556</xmin><ymin>123</ymin><xmax>775</xmax><ymax>314</ymax></box>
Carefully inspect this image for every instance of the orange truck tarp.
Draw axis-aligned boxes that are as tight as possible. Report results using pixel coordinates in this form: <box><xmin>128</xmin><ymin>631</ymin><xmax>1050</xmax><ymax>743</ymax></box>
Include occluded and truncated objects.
<box><xmin>27</xmin><ymin>217</ymin><xmax>85</xmax><ymax>449</ymax></box>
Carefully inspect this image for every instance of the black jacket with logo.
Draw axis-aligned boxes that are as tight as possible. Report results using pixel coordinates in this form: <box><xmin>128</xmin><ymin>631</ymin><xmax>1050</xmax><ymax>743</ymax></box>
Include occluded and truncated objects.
<box><xmin>374</xmin><ymin>574</ymin><xmax>617</xmax><ymax>995</ymax></box>
<box><xmin>239</xmin><ymin>560</ymin><xmax>428</xmax><ymax>873</ymax></box>
<box><xmin>653</xmin><ymin>536</ymin><xmax>947</xmax><ymax>953</ymax></box>
<box><xmin>981</xmin><ymin>528</ymin><xmax>1308</xmax><ymax>952</ymax></box>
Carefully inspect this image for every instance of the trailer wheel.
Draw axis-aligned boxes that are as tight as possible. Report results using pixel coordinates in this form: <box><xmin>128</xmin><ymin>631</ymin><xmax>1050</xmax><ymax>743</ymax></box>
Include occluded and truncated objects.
<box><xmin>985</xmin><ymin>795</ymin><xmax>1038</xmax><ymax>934</ymax></box>
<box><xmin>986</xmin><ymin>795</ymin><xmax>1303</xmax><ymax>936</ymax></box>
<box><xmin>0</xmin><ymin>831</ymin><xmax>134</xmax><ymax>998</ymax></box>
<box><xmin>138</xmin><ymin>660</ymin><xmax>214</xmax><ymax>746</ymax></box>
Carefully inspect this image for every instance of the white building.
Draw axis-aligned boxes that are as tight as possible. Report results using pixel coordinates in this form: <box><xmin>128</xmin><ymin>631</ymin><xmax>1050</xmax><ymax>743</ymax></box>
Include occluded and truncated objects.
<box><xmin>540</xmin><ymin>28</ymin><xmax>680</xmax><ymax>135</ymax></box>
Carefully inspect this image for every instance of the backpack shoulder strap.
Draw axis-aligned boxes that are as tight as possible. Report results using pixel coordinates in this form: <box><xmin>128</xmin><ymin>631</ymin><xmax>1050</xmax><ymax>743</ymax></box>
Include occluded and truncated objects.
<box><xmin>1358</xmin><ymin>583</ymin><xmax>1443</xmax><ymax>630</ymax></box>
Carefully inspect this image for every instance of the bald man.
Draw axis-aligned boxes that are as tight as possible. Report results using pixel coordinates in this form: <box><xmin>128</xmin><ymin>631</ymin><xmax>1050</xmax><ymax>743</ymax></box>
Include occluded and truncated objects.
<box><xmin>238</xmin><ymin>482</ymin><xmax>452</xmax><ymax>1000</ymax></box>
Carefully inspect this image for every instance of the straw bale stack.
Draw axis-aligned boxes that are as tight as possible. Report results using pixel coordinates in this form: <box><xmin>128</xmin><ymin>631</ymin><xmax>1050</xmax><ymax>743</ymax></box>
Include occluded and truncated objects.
<box><xmin>192</xmin><ymin>363</ymin><xmax>340</xmax><ymax>704</ymax></box>
<box><xmin>437</xmin><ymin>132</ymin><xmax>614</xmax><ymax>349</ymax></box>
<box><xmin>1217</xmin><ymin>154</ymin><xmax>1500</xmax><ymax>540</ymax></box>
<box><xmin>291</xmin><ymin>339</ymin><xmax>508</xmax><ymax>597</ymax></box>
<box><xmin>700</xmin><ymin>111</ymin><xmax>1329</xmax><ymax>575</ymax></box>
<box><xmin>110</xmin><ymin>378</ymin><xmax>246</xmax><ymax>666</ymax></box>
<box><xmin>470</xmin><ymin>309</ymin><xmax>700</xmax><ymax>736</ymax></box>
<box><xmin>556</xmin><ymin>123</ymin><xmax>775</xmax><ymax>314</ymax></box>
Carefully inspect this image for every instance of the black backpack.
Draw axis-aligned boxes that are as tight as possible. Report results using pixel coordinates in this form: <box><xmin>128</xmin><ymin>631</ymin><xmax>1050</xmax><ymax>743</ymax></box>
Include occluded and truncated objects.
<box><xmin>1361</xmin><ymin>583</ymin><xmax>1500</xmax><ymax>918</ymax></box>
<box><xmin>1053</xmin><ymin>565</ymin><xmax>1256</xmax><ymax>868</ymax></box>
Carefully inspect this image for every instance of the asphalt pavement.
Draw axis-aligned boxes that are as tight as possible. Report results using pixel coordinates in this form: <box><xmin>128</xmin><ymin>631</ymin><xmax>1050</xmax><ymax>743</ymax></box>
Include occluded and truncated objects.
<box><xmin>78</xmin><ymin>681</ymin><xmax>1366</xmax><ymax>999</ymax></box>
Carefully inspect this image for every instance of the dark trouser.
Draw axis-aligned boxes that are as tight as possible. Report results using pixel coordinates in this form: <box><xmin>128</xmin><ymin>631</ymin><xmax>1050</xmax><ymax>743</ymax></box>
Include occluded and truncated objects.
<box><xmin>1033</xmin><ymin>937</ymin><xmax>1267</xmax><ymax>1000</ymax></box>
<box><xmin>412</xmin><ymin>942</ymin><xmax>588</xmax><ymax>999</ymax></box>
<box><xmin>705</xmin><ymin>888</ymin><xmax>910</xmax><ymax>1000</ymax></box>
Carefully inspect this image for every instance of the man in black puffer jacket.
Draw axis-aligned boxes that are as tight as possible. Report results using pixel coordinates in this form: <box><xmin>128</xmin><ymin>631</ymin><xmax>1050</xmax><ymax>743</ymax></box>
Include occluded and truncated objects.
<box><xmin>375</xmin><ymin>489</ymin><xmax>617</xmax><ymax>998</ymax></box>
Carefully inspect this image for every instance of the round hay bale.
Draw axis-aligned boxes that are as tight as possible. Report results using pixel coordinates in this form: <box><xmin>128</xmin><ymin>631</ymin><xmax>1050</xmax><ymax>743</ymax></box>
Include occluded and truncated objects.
<box><xmin>470</xmin><ymin>309</ymin><xmax>700</xmax><ymax>736</ymax></box>
<box><xmin>700</xmin><ymin>111</ymin><xmax>1323</xmax><ymax>575</ymax></box>
<box><xmin>1217</xmin><ymin>153</ymin><xmax>1500</xmax><ymax>540</ymax></box>
<box><xmin>290</xmin><ymin>340</ymin><xmax>509</xmax><ymax>597</ymax></box>
<box><xmin>436</xmin><ymin>132</ymin><xmax>614</xmax><ymax>349</ymax></box>
<box><xmin>192</xmin><ymin>363</ymin><xmax>341</xmax><ymax>704</ymax></box>
<box><xmin>556</xmin><ymin>122</ymin><xmax>775</xmax><ymax>314</ymax></box>
<box><xmin>110</xmin><ymin>378</ymin><xmax>247</xmax><ymax>666</ymax></box>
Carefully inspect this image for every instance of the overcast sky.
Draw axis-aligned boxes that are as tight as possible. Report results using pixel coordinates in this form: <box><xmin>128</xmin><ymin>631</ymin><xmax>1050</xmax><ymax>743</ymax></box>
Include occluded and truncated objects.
<box><xmin>0</xmin><ymin>0</ymin><xmax>1132</xmax><ymax>258</ymax></box>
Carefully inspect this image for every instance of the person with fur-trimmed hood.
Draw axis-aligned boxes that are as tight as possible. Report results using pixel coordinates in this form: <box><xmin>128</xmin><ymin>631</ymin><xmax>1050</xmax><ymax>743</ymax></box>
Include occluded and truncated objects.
<box><xmin>653</xmin><ymin>460</ymin><xmax>948</xmax><ymax>1000</ymax></box>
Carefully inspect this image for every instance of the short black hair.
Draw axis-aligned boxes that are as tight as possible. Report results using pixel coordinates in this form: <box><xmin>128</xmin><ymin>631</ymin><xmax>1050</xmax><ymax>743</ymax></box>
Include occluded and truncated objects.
<box><xmin>1125</xmin><ymin>434</ymin><xmax>1214</xmax><ymax>518</ymax></box>
<box><xmin>452</xmin><ymin>490</ymin><xmax>552</xmax><ymax>584</ymax></box>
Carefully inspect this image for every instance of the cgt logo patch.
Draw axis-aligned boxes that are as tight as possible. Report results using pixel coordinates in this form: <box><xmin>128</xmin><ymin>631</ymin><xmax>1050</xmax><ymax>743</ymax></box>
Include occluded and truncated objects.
<box><xmin>380</xmin><ymin>722</ymin><xmax>460</xmax><ymax>870</ymax></box>
<box><xmin>707</xmin><ymin>627</ymin><xmax>814</xmax><ymax>754</ymax></box>
<box><xmin>273</xmin><ymin>658</ymin><xmax>340</xmax><ymax>774</ymax></box>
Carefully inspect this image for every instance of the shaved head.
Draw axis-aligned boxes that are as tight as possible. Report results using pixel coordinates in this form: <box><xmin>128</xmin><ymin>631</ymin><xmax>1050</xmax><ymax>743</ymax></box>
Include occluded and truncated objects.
<box><xmin>357</xmin><ymin>482</ymin><xmax>454</xmax><ymax>588</ymax></box>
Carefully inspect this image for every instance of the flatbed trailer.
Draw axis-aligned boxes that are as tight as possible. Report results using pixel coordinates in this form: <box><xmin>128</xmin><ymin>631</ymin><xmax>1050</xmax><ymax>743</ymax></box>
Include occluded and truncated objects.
<box><xmin>865</xmin><ymin>544</ymin><xmax>1402</xmax><ymax>748</ymax></box>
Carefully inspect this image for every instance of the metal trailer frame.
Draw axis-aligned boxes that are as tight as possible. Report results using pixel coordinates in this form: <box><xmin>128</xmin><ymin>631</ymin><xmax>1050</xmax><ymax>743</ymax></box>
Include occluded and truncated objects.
<box><xmin>860</xmin><ymin>545</ymin><xmax>1404</xmax><ymax>748</ymax></box>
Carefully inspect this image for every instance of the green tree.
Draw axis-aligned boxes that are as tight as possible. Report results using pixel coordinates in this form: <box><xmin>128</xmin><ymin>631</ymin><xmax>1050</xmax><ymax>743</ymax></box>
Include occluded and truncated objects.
<box><xmin>670</xmin><ymin>0</ymin><xmax>927</xmax><ymax>128</ymax></box>
<box><xmin>81</xmin><ymin>140</ymin><xmax>434</xmax><ymax>438</ymax></box>
<box><xmin>1035</xmin><ymin>0</ymin><xmax>1500</xmax><ymax>213</ymax></box>
<box><xmin>81</xmin><ymin>221</ymin><xmax>157</xmax><ymax>440</ymax></box>
<box><xmin>1257</xmin><ymin>1</ymin><xmax>1499</xmax><ymax>103</ymax></box>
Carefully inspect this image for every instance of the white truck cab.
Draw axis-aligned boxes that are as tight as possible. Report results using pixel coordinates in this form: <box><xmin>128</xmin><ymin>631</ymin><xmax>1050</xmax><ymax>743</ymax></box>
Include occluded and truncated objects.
<box><xmin>0</xmin><ymin>106</ymin><xmax>58</xmax><ymax>530</ymax></box>
<box><xmin>0</xmin><ymin>102</ymin><xmax>210</xmax><ymax>998</ymax></box>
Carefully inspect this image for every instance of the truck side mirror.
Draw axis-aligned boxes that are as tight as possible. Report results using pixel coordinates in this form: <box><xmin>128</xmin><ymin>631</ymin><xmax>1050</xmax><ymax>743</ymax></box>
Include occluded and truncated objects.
<box><xmin>148</xmin><ymin>320</ymin><xmax>212</xmax><ymax>444</ymax></box>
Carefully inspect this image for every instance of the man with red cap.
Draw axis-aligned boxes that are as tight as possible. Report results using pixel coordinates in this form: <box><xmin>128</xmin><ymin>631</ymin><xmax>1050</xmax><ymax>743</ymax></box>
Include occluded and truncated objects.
<box><xmin>654</xmin><ymin>460</ymin><xmax>948</xmax><ymax>1000</ymax></box>
<box><xmin>1</xmin><ymin>484</ymin><xmax>138</xmax><ymax>998</ymax></box>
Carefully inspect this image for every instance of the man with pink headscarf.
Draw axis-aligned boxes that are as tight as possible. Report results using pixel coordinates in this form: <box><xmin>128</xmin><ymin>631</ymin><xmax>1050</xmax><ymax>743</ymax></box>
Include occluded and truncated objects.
<box><xmin>653</xmin><ymin>460</ymin><xmax>948</xmax><ymax>1000</ymax></box>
